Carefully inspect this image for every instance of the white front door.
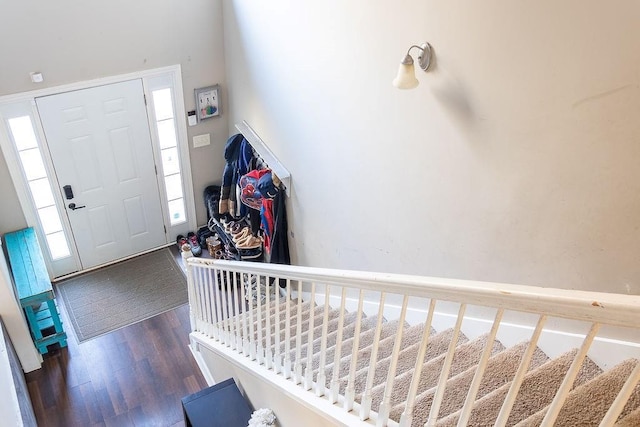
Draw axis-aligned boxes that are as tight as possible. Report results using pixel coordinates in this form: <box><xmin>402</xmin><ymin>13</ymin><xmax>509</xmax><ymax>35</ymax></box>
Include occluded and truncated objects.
<box><xmin>36</xmin><ymin>79</ymin><xmax>166</xmax><ymax>270</ymax></box>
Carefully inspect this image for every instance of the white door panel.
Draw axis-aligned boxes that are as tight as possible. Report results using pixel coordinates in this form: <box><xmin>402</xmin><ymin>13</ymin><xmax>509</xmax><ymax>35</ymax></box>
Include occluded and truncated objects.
<box><xmin>36</xmin><ymin>79</ymin><xmax>166</xmax><ymax>269</ymax></box>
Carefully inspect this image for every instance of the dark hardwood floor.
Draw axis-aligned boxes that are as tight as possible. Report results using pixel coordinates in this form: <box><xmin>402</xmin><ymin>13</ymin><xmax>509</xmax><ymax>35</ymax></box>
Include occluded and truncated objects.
<box><xmin>25</xmin><ymin>253</ymin><xmax>208</xmax><ymax>427</ymax></box>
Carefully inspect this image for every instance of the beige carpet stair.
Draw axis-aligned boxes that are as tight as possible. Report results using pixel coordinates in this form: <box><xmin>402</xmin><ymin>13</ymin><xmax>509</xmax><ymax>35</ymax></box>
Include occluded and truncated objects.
<box><xmin>230</xmin><ymin>299</ymin><xmax>640</xmax><ymax>426</ymax></box>
<box><xmin>516</xmin><ymin>358</ymin><xmax>640</xmax><ymax>427</ymax></box>
<box><xmin>388</xmin><ymin>340</ymin><xmax>549</xmax><ymax>424</ymax></box>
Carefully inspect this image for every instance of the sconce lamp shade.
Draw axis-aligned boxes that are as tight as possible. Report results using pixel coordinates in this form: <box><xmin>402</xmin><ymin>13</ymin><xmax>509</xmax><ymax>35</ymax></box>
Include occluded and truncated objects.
<box><xmin>392</xmin><ymin>42</ymin><xmax>433</xmax><ymax>89</ymax></box>
<box><xmin>392</xmin><ymin>61</ymin><xmax>419</xmax><ymax>89</ymax></box>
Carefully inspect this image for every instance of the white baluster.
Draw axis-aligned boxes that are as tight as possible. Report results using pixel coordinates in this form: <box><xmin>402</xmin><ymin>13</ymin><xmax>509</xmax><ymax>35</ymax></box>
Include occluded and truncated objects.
<box><xmin>316</xmin><ymin>285</ymin><xmax>332</xmax><ymax>397</ymax></box>
<box><xmin>344</xmin><ymin>289</ymin><xmax>365</xmax><ymax>411</ymax></box>
<box><xmin>398</xmin><ymin>299</ymin><xmax>437</xmax><ymax>427</ymax></box>
<box><xmin>265</xmin><ymin>275</ymin><xmax>273</xmax><ymax>370</ymax></box>
<box><xmin>540</xmin><ymin>323</ymin><xmax>601</xmax><ymax>427</ymax></box>
<box><xmin>225</xmin><ymin>270</ymin><xmax>234</xmax><ymax>347</ymax></box>
<box><xmin>495</xmin><ymin>315</ymin><xmax>547</xmax><ymax>427</ymax></box>
<box><xmin>248</xmin><ymin>274</ymin><xmax>257</xmax><ymax>361</ymax></box>
<box><xmin>199</xmin><ymin>268</ymin><xmax>210</xmax><ymax>336</ymax></box>
<box><xmin>304</xmin><ymin>282</ymin><xmax>317</xmax><ymax>390</ymax></box>
<box><xmin>455</xmin><ymin>308</ymin><xmax>504</xmax><ymax>427</ymax></box>
<box><xmin>599</xmin><ymin>361</ymin><xmax>640</xmax><ymax>427</ymax></box>
<box><xmin>240</xmin><ymin>270</ymin><xmax>249</xmax><ymax>356</ymax></box>
<box><xmin>256</xmin><ymin>274</ymin><xmax>264</xmax><ymax>364</ymax></box>
<box><xmin>329</xmin><ymin>287</ymin><xmax>348</xmax><ymax>404</ymax></box>
<box><xmin>294</xmin><ymin>281</ymin><xmax>304</xmax><ymax>384</ymax></box>
<box><xmin>274</xmin><ymin>276</ymin><xmax>282</xmax><ymax>374</ymax></box>
<box><xmin>284</xmin><ymin>278</ymin><xmax>292</xmax><ymax>379</ymax></box>
<box><xmin>425</xmin><ymin>303</ymin><xmax>466</xmax><ymax>427</ymax></box>
<box><xmin>212</xmin><ymin>269</ymin><xmax>224</xmax><ymax>341</ymax></box>
<box><xmin>233</xmin><ymin>271</ymin><xmax>242</xmax><ymax>351</ymax></box>
<box><xmin>360</xmin><ymin>292</ymin><xmax>387</xmax><ymax>421</ymax></box>
<box><xmin>377</xmin><ymin>295</ymin><xmax>409</xmax><ymax>427</ymax></box>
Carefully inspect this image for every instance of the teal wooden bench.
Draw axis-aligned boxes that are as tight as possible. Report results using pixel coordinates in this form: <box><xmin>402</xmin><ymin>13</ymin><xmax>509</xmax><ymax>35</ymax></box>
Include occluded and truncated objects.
<box><xmin>4</xmin><ymin>228</ymin><xmax>67</xmax><ymax>354</ymax></box>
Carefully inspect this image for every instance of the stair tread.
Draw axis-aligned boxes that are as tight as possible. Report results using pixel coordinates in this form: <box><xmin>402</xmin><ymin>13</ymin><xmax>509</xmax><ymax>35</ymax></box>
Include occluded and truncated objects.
<box><xmin>338</xmin><ymin>328</ymin><xmax>470</xmax><ymax>399</ymax></box>
<box><xmin>616</xmin><ymin>406</ymin><xmax>640</xmax><ymax>426</ymax></box>
<box><xmin>295</xmin><ymin>314</ymin><xmax>380</xmax><ymax>370</ymax></box>
<box><xmin>436</xmin><ymin>349</ymin><xmax>602</xmax><ymax>426</ymax></box>
<box><xmin>373</xmin><ymin>332</ymin><xmax>505</xmax><ymax>416</ymax></box>
<box><xmin>389</xmin><ymin>340</ymin><xmax>549</xmax><ymax>424</ymax></box>
<box><xmin>515</xmin><ymin>358</ymin><xmax>640</xmax><ymax>427</ymax></box>
<box><xmin>311</xmin><ymin>318</ymin><xmax>404</xmax><ymax>384</ymax></box>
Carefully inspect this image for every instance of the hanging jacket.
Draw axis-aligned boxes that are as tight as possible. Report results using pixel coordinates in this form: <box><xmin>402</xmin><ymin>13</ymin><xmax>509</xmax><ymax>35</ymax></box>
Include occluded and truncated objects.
<box><xmin>219</xmin><ymin>134</ymin><xmax>254</xmax><ymax>218</ymax></box>
<box><xmin>270</xmin><ymin>191</ymin><xmax>290</xmax><ymax>266</ymax></box>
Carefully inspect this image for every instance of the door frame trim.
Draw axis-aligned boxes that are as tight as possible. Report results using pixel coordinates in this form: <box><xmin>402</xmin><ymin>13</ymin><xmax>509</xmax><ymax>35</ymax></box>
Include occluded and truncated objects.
<box><xmin>0</xmin><ymin>65</ymin><xmax>196</xmax><ymax>278</ymax></box>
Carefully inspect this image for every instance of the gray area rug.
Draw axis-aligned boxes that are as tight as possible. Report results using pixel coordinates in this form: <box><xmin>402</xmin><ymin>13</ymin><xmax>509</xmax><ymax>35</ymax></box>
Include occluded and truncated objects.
<box><xmin>57</xmin><ymin>248</ymin><xmax>187</xmax><ymax>342</ymax></box>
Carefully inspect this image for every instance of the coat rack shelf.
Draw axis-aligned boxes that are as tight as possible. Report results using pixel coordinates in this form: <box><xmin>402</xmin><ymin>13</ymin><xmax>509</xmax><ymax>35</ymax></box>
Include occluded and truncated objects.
<box><xmin>235</xmin><ymin>121</ymin><xmax>291</xmax><ymax>197</ymax></box>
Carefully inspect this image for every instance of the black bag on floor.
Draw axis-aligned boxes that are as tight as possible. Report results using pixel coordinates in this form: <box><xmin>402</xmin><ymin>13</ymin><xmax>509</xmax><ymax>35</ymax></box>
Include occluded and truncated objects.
<box><xmin>203</xmin><ymin>185</ymin><xmax>221</xmax><ymax>221</ymax></box>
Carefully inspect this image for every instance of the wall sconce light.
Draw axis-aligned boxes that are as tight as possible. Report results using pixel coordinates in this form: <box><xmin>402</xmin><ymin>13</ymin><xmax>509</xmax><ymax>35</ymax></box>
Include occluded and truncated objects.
<box><xmin>392</xmin><ymin>42</ymin><xmax>433</xmax><ymax>89</ymax></box>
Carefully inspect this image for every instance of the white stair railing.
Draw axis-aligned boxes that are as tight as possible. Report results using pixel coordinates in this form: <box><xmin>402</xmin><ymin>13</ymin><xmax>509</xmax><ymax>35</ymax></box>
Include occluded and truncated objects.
<box><xmin>187</xmin><ymin>258</ymin><xmax>640</xmax><ymax>427</ymax></box>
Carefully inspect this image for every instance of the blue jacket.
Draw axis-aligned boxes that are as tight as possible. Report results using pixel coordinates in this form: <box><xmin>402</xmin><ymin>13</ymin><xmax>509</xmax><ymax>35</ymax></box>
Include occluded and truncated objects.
<box><xmin>220</xmin><ymin>134</ymin><xmax>254</xmax><ymax>217</ymax></box>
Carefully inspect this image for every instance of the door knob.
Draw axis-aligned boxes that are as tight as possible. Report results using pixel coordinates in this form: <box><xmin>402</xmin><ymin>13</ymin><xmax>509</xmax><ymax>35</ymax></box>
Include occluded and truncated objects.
<box><xmin>68</xmin><ymin>203</ymin><xmax>86</xmax><ymax>210</ymax></box>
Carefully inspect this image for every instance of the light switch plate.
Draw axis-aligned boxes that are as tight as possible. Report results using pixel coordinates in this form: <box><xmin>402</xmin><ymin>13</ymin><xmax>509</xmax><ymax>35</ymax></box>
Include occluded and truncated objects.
<box><xmin>193</xmin><ymin>133</ymin><xmax>210</xmax><ymax>148</ymax></box>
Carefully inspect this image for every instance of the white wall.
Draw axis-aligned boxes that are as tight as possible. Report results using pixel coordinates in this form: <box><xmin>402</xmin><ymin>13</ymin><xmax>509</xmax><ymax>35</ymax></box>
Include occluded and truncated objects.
<box><xmin>221</xmin><ymin>1</ymin><xmax>640</xmax><ymax>294</ymax></box>
<box><xmin>0</xmin><ymin>0</ymin><xmax>228</xmax><ymax>232</ymax></box>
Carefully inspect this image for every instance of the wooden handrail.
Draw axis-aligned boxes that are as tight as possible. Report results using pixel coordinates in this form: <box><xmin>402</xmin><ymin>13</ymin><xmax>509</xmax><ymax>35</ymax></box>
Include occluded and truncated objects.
<box><xmin>188</xmin><ymin>258</ymin><xmax>640</xmax><ymax>328</ymax></box>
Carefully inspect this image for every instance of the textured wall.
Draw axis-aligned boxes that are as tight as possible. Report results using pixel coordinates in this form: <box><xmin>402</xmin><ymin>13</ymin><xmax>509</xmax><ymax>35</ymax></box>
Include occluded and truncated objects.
<box><xmin>221</xmin><ymin>1</ymin><xmax>640</xmax><ymax>293</ymax></box>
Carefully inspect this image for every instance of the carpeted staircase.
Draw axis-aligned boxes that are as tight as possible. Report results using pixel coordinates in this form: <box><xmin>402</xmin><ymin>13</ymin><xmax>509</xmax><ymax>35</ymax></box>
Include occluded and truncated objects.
<box><xmin>234</xmin><ymin>299</ymin><xmax>640</xmax><ymax>426</ymax></box>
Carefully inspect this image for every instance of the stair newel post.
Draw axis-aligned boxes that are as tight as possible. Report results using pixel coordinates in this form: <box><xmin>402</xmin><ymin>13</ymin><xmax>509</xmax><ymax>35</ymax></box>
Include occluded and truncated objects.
<box><xmin>600</xmin><ymin>360</ymin><xmax>640</xmax><ymax>427</ymax></box>
<box><xmin>344</xmin><ymin>289</ymin><xmax>365</xmax><ymax>411</ymax></box>
<box><xmin>329</xmin><ymin>287</ymin><xmax>349</xmax><ymax>404</ymax></box>
<box><xmin>256</xmin><ymin>274</ymin><xmax>265</xmax><ymax>365</ymax></box>
<box><xmin>240</xmin><ymin>270</ymin><xmax>250</xmax><ymax>356</ymax></box>
<box><xmin>456</xmin><ymin>308</ymin><xmax>505</xmax><ymax>427</ymax></box>
<box><xmin>284</xmin><ymin>278</ymin><xmax>292</xmax><ymax>379</ymax></box>
<box><xmin>304</xmin><ymin>282</ymin><xmax>317</xmax><ymax>390</ymax></box>
<box><xmin>212</xmin><ymin>268</ymin><xmax>224</xmax><ymax>341</ymax></box>
<box><xmin>399</xmin><ymin>299</ymin><xmax>437</xmax><ymax>427</ymax></box>
<box><xmin>540</xmin><ymin>322</ymin><xmax>601</xmax><ymax>427</ymax></box>
<box><xmin>316</xmin><ymin>284</ymin><xmax>332</xmax><ymax>397</ymax></box>
<box><xmin>187</xmin><ymin>262</ymin><xmax>201</xmax><ymax>333</ymax></box>
<box><xmin>495</xmin><ymin>315</ymin><xmax>547</xmax><ymax>427</ymax></box>
<box><xmin>233</xmin><ymin>272</ymin><xmax>243</xmax><ymax>352</ymax></box>
<box><xmin>273</xmin><ymin>276</ymin><xmax>282</xmax><ymax>374</ymax></box>
<box><xmin>377</xmin><ymin>294</ymin><xmax>409</xmax><ymax>427</ymax></box>
<box><xmin>186</xmin><ymin>262</ymin><xmax>197</xmax><ymax>332</ymax></box>
<box><xmin>264</xmin><ymin>275</ymin><xmax>273</xmax><ymax>370</ymax></box>
<box><xmin>294</xmin><ymin>280</ymin><xmax>304</xmax><ymax>384</ymax></box>
<box><xmin>360</xmin><ymin>292</ymin><xmax>387</xmax><ymax>420</ymax></box>
<box><xmin>426</xmin><ymin>303</ymin><xmax>467</xmax><ymax>427</ymax></box>
<box><xmin>224</xmin><ymin>270</ymin><xmax>234</xmax><ymax>347</ymax></box>
<box><xmin>248</xmin><ymin>273</ymin><xmax>257</xmax><ymax>361</ymax></box>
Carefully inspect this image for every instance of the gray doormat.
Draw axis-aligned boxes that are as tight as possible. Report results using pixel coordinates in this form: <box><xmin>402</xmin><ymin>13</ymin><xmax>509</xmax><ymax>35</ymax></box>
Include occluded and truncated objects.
<box><xmin>56</xmin><ymin>248</ymin><xmax>187</xmax><ymax>342</ymax></box>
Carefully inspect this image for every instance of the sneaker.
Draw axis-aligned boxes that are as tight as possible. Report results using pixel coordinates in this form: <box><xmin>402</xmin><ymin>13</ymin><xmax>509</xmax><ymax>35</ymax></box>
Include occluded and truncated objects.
<box><xmin>176</xmin><ymin>234</ymin><xmax>188</xmax><ymax>248</ymax></box>
<box><xmin>187</xmin><ymin>232</ymin><xmax>202</xmax><ymax>256</ymax></box>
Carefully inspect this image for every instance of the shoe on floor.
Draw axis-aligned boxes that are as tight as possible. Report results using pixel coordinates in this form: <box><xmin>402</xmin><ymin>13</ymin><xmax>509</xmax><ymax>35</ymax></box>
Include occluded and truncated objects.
<box><xmin>187</xmin><ymin>232</ymin><xmax>202</xmax><ymax>256</ymax></box>
<box><xmin>176</xmin><ymin>234</ymin><xmax>188</xmax><ymax>248</ymax></box>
